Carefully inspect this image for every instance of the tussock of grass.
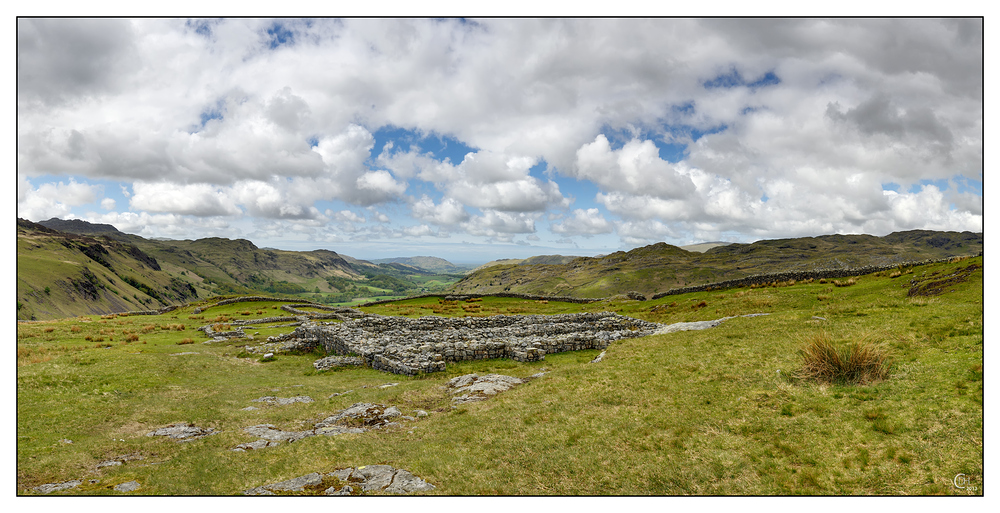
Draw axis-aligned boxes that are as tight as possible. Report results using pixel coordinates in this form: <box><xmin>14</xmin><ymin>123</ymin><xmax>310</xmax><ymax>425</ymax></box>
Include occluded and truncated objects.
<box><xmin>798</xmin><ymin>333</ymin><xmax>892</xmax><ymax>385</ymax></box>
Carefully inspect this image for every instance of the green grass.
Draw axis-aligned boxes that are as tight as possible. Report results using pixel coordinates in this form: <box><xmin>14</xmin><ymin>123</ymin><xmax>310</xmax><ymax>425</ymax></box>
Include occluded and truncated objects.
<box><xmin>17</xmin><ymin>257</ymin><xmax>982</xmax><ymax>495</ymax></box>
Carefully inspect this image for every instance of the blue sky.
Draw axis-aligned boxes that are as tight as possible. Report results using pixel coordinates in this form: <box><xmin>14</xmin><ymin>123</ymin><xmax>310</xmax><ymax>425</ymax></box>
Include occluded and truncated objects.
<box><xmin>17</xmin><ymin>18</ymin><xmax>983</xmax><ymax>263</ymax></box>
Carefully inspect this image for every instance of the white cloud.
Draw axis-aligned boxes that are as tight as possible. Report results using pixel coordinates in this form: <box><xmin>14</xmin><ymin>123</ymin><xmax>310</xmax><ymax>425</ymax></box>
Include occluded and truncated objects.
<box><xmin>16</xmin><ymin>18</ymin><xmax>982</xmax><ymax>255</ymax></box>
<box><xmin>573</xmin><ymin>135</ymin><xmax>696</xmax><ymax>198</ymax></box>
<box><xmin>411</xmin><ymin>196</ymin><xmax>469</xmax><ymax>226</ymax></box>
<box><xmin>131</xmin><ymin>182</ymin><xmax>241</xmax><ymax>217</ymax></box>
<box><xmin>356</xmin><ymin>170</ymin><xmax>407</xmax><ymax>203</ymax></box>
<box><xmin>551</xmin><ymin>208</ymin><xmax>614</xmax><ymax>236</ymax></box>
<box><xmin>17</xmin><ymin>176</ymin><xmax>101</xmax><ymax>221</ymax></box>
<box><xmin>331</xmin><ymin>210</ymin><xmax>365</xmax><ymax>223</ymax></box>
<box><xmin>461</xmin><ymin>210</ymin><xmax>538</xmax><ymax>242</ymax></box>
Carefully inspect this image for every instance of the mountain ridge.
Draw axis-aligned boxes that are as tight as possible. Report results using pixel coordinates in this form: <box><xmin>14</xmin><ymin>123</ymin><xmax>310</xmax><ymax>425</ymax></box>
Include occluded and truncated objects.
<box><xmin>21</xmin><ymin>218</ymin><xmax>983</xmax><ymax>319</ymax></box>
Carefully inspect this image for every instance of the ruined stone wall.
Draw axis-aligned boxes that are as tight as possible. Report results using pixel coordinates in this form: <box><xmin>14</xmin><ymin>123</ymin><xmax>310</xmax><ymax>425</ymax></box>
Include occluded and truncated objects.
<box><xmin>359</xmin><ymin>292</ymin><xmax>602</xmax><ymax>307</ymax></box>
<box><xmin>194</xmin><ymin>296</ymin><xmax>303</xmax><ymax>314</ymax></box>
<box><xmin>289</xmin><ymin>312</ymin><xmax>661</xmax><ymax>376</ymax></box>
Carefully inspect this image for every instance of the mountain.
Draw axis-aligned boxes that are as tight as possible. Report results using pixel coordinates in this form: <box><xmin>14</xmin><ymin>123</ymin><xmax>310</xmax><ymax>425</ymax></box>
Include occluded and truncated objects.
<box><xmin>21</xmin><ymin>218</ymin><xmax>467</xmax><ymax>318</ymax></box>
<box><xmin>471</xmin><ymin>254</ymin><xmax>581</xmax><ymax>272</ymax></box>
<box><xmin>21</xmin><ymin>218</ymin><xmax>368</xmax><ymax>319</ymax></box>
<box><xmin>17</xmin><ymin>218</ymin><xmax>201</xmax><ymax>320</ymax></box>
<box><xmin>449</xmin><ymin>231</ymin><xmax>983</xmax><ymax>298</ymax></box>
<box><xmin>369</xmin><ymin>256</ymin><xmax>472</xmax><ymax>274</ymax></box>
<box><xmin>37</xmin><ymin>217</ymin><xmax>122</xmax><ymax>236</ymax></box>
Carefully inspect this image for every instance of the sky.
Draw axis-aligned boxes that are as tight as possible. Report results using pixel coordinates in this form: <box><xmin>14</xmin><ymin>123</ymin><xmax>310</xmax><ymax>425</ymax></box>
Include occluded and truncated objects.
<box><xmin>16</xmin><ymin>17</ymin><xmax>984</xmax><ymax>263</ymax></box>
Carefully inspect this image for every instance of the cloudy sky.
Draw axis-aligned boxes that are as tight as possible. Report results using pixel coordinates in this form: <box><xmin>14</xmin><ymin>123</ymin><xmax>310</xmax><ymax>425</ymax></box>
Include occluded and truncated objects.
<box><xmin>17</xmin><ymin>17</ymin><xmax>983</xmax><ymax>262</ymax></box>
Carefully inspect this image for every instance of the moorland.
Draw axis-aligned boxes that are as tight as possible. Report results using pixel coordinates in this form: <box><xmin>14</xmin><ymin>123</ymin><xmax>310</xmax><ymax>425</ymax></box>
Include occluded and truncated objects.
<box><xmin>16</xmin><ymin>220</ymin><xmax>983</xmax><ymax>495</ymax></box>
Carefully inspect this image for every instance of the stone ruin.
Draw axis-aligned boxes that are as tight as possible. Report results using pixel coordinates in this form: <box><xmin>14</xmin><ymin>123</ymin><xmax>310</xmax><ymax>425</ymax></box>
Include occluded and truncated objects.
<box><xmin>268</xmin><ymin>311</ymin><xmax>663</xmax><ymax>376</ymax></box>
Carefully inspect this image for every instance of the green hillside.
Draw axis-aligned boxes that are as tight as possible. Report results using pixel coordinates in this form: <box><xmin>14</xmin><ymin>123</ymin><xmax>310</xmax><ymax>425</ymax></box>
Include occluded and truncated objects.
<box><xmin>24</xmin><ymin>219</ymin><xmax>463</xmax><ymax>316</ymax></box>
<box><xmin>16</xmin><ymin>219</ymin><xmax>202</xmax><ymax>320</ymax></box>
<box><xmin>17</xmin><ymin>256</ymin><xmax>983</xmax><ymax>495</ymax></box>
<box><xmin>450</xmin><ymin>231</ymin><xmax>983</xmax><ymax>298</ymax></box>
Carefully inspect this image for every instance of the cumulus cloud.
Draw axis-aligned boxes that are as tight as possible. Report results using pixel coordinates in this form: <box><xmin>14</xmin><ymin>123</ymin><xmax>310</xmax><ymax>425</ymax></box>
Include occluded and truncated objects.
<box><xmin>17</xmin><ymin>176</ymin><xmax>101</xmax><ymax>221</ymax></box>
<box><xmin>411</xmin><ymin>195</ymin><xmax>470</xmax><ymax>226</ymax></box>
<box><xmin>551</xmin><ymin>208</ymin><xmax>614</xmax><ymax>236</ymax></box>
<box><xmin>16</xmin><ymin>18</ymin><xmax>982</xmax><ymax>255</ymax></box>
<box><xmin>574</xmin><ymin>136</ymin><xmax>697</xmax><ymax>198</ymax></box>
<box><xmin>17</xmin><ymin>18</ymin><xmax>139</xmax><ymax>106</ymax></box>
<box><xmin>131</xmin><ymin>182</ymin><xmax>241</xmax><ymax>217</ymax></box>
<box><xmin>461</xmin><ymin>210</ymin><xmax>538</xmax><ymax>242</ymax></box>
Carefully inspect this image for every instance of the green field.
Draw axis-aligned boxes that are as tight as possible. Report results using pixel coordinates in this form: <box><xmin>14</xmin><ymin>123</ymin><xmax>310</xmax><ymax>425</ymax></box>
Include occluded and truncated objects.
<box><xmin>17</xmin><ymin>258</ymin><xmax>983</xmax><ymax>495</ymax></box>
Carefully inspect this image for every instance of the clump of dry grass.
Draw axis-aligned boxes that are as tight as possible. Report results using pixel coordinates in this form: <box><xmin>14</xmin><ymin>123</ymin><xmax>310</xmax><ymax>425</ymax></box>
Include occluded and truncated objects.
<box><xmin>833</xmin><ymin>278</ymin><xmax>857</xmax><ymax>287</ymax></box>
<box><xmin>798</xmin><ymin>333</ymin><xmax>893</xmax><ymax>385</ymax></box>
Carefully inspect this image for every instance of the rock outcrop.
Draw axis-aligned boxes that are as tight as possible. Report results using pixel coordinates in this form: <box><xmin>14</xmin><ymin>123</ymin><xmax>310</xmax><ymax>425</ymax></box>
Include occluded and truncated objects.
<box><xmin>243</xmin><ymin>465</ymin><xmax>434</xmax><ymax>495</ymax></box>
<box><xmin>145</xmin><ymin>423</ymin><xmax>217</xmax><ymax>442</ymax></box>
<box><xmin>446</xmin><ymin>373</ymin><xmax>526</xmax><ymax>404</ymax></box>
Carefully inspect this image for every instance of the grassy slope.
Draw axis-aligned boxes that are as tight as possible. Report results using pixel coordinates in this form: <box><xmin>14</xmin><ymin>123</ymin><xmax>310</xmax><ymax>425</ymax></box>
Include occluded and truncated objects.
<box><xmin>17</xmin><ymin>257</ymin><xmax>982</xmax><ymax>495</ymax></box>
<box><xmin>127</xmin><ymin>238</ymin><xmax>361</xmax><ymax>286</ymax></box>
<box><xmin>16</xmin><ymin>224</ymin><xmax>205</xmax><ymax>321</ymax></box>
<box><xmin>451</xmin><ymin>231</ymin><xmax>983</xmax><ymax>298</ymax></box>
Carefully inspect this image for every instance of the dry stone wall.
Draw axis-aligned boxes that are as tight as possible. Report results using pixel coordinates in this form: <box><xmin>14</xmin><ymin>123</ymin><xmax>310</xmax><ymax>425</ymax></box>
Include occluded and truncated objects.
<box><xmin>287</xmin><ymin>312</ymin><xmax>662</xmax><ymax>376</ymax></box>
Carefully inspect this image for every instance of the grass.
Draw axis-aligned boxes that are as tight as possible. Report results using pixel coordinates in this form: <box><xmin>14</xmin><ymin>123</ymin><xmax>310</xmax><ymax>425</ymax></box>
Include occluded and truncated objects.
<box><xmin>798</xmin><ymin>333</ymin><xmax>892</xmax><ymax>385</ymax></box>
<box><xmin>16</xmin><ymin>257</ymin><xmax>983</xmax><ymax>495</ymax></box>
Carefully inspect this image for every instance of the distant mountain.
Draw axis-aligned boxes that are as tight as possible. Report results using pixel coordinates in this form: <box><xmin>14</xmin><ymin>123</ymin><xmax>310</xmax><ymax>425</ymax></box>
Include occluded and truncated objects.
<box><xmin>369</xmin><ymin>256</ymin><xmax>472</xmax><ymax>274</ymax></box>
<box><xmin>472</xmin><ymin>254</ymin><xmax>581</xmax><ymax>272</ymax></box>
<box><xmin>449</xmin><ymin>231</ymin><xmax>983</xmax><ymax>298</ymax></box>
<box><xmin>38</xmin><ymin>217</ymin><xmax>122</xmax><ymax>236</ymax></box>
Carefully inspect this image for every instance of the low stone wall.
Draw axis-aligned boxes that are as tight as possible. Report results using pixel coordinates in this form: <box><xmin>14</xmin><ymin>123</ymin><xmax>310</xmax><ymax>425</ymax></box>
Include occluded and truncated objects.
<box><xmin>280</xmin><ymin>304</ymin><xmax>371</xmax><ymax>320</ymax></box>
<box><xmin>232</xmin><ymin>316</ymin><xmax>300</xmax><ymax>326</ymax></box>
<box><xmin>197</xmin><ymin>324</ymin><xmax>246</xmax><ymax>339</ymax></box>
<box><xmin>194</xmin><ymin>296</ymin><xmax>304</xmax><ymax>314</ymax></box>
<box><xmin>119</xmin><ymin>305</ymin><xmax>179</xmax><ymax>316</ymax></box>
<box><xmin>359</xmin><ymin>291</ymin><xmax>604</xmax><ymax>307</ymax></box>
<box><xmin>286</xmin><ymin>312</ymin><xmax>662</xmax><ymax>376</ymax></box>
